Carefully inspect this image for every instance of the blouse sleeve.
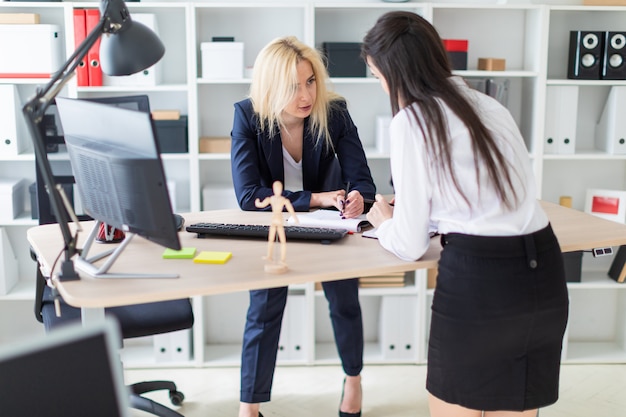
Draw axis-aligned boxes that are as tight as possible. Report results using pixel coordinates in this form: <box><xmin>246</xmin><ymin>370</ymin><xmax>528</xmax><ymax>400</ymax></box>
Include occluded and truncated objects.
<box><xmin>375</xmin><ymin>111</ymin><xmax>433</xmax><ymax>261</ymax></box>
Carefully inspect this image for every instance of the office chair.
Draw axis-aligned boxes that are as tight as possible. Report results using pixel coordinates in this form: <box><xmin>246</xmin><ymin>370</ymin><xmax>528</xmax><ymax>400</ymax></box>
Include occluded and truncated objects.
<box><xmin>32</xmin><ymin>167</ymin><xmax>194</xmax><ymax>417</ymax></box>
<box><xmin>33</xmin><ymin>269</ymin><xmax>192</xmax><ymax>417</ymax></box>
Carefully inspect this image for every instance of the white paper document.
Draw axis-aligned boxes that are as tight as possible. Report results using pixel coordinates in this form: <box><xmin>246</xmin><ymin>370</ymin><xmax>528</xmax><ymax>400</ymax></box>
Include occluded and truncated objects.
<box><xmin>287</xmin><ymin>209</ymin><xmax>370</xmax><ymax>233</ymax></box>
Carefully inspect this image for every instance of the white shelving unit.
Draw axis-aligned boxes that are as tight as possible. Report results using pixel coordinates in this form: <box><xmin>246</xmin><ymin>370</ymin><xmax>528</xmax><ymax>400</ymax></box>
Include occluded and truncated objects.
<box><xmin>2</xmin><ymin>0</ymin><xmax>626</xmax><ymax>367</ymax></box>
<box><xmin>542</xmin><ymin>5</ymin><xmax>626</xmax><ymax>364</ymax></box>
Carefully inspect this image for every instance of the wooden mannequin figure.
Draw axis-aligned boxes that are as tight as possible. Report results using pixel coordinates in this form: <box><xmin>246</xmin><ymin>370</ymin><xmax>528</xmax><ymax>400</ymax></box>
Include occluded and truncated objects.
<box><xmin>255</xmin><ymin>181</ymin><xmax>299</xmax><ymax>274</ymax></box>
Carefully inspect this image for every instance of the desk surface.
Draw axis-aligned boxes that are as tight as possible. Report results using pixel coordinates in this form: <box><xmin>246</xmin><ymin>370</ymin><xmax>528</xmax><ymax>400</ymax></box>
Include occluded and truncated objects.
<box><xmin>27</xmin><ymin>201</ymin><xmax>626</xmax><ymax>309</ymax></box>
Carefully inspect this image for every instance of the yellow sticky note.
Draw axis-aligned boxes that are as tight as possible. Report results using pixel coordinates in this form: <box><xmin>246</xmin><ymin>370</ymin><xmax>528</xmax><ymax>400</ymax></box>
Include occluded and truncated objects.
<box><xmin>162</xmin><ymin>247</ymin><xmax>196</xmax><ymax>259</ymax></box>
<box><xmin>193</xmin><ymin>251</ymin><xmax>232</xmax><ymax>264</ymax></box>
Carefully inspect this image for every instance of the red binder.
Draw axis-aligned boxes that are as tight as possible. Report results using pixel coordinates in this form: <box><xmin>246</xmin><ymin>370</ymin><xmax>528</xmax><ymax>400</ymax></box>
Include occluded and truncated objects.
<box><xmin>85</xmin><ymin>8</ymin><xmax>102</xmax><ymax>86</ymax></box>
<box><xmin>72</xmin><ymin>9</ymin><xmax>89</xmax><ymax>86</ymax></box>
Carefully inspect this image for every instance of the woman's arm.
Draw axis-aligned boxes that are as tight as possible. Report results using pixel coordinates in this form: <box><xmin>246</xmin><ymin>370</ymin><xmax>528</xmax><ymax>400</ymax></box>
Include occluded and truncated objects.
<box><xmin>374</xmin><ymin>112</ymin><xmax>432</xmax><ymax>261</ymax></box>
<box><xmin>331</xmin><ymin>103</ymin><xmax>377</xmax><ymax>214</ymax></box>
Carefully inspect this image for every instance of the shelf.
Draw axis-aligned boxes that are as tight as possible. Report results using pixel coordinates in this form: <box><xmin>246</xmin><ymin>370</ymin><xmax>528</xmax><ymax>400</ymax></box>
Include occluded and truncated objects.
<box><xmin>201</xmin><ymin>343</ymin><xmax>242</xmax><ymax>366</ymax></box>
<box><xmin>198</xmin><ymin>153</ymin><xmax>230</xmax><ymax>161</ymax></box>
<box><xmin>121</xmin><ymin>344</ymin><xmax>196</xmax><ymax>370</ymax></box>
<box><xmin>0</xmin><ymin>280</ymin><xmax>35</xmax><ymax>302</ymax></box>
<box><xmin>564</xmin><ymin>342</ymin><xmax>626</xmax><ymax>364</ymax></box>
<box><xmin>569</xmin><ymin>270</ymin><xmax>626</xmax><ymax>290</ymax></box>
<box><xmin>543</xmin><ymin>151</ymin><xmax>626</xmax><ymax>161</ymax></box>
<box><xmin>547</xmin><ymin>79</ymin><xmax>626</xmax><ymax>86</ymax></box>
<box><xmin>197</xmin><ymin>78</ymin><xmax>250</xmax><ymax>85</ymax></box>
<box><xmin>0</xmin><ymin>213</ymin><xmax>37</xmax><ymax>227</ymax></box>
<box><xmin>315</xmin><ymin>341</ymin><xmax>419</xmax><ymax>365</ymax></box>
<box><xmin>0</xmin><ymin>154</ymin><xmax>35</xmax><ymax>162</ymax></box>
<box><xmin>315</xmin><ymin>286</ymin><xmax>419</xmax><ymax>297</ymax></box>
<box><xmin>456</xmin><ymin>70</ymin><xmax>539</xmax><ymax>78</ymax></box>
<box><xmin>77</xmin><ymin>84</ymin><xmax>189</xmax><ymax>93</ymax></box>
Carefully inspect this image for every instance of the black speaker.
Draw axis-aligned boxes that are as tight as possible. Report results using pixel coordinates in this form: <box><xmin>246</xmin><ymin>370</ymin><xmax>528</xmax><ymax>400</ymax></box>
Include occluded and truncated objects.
<box><xmin>568</xmin><ymin>31</ymin><xmax>604</xmax><ymax>80</ymax></box>
<box><xmin>601</xmin><ymin>31</ymin><xmax>626</xmax><ymax>80</ymax></box>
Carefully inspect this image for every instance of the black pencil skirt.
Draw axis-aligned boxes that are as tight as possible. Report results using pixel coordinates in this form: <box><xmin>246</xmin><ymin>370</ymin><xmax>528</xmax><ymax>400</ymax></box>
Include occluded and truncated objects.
<box><xmin>426</xmin><ymin>224</ymin><xmax>569</xmax><ymax>411</ymax></box>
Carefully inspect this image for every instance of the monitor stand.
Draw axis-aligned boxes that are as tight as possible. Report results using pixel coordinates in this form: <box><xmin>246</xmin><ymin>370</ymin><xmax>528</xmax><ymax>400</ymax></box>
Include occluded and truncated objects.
<box><xmin>75</xmin><ymin>220</ymin><xmax>179</xmax><ymax>279</ymax></box>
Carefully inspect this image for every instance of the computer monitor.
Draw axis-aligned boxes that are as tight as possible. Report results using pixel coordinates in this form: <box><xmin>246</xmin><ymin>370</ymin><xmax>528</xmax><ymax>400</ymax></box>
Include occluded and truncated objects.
<box><xmin>0</xmin><ymin>319</ymin><xmax>130</xmax><ymax>417</ymax></box>
<box><xmin>86</xmin><ymin>94</ymin><xmax>151</xmax><ymax>112</ymax></box>
<box><xmin>38</xmin><ymin>95</ymin><xmax>152</xmax><ymax>224</ymax></box>
<box><xmin>44</xmin><ymin>95</ymin><xmax>150</xmax><ymax>149</ymax></box>
<box><xmin>55</xmin><ymin>97</ymin><xmax>180</xmax><ymax>279</ymax></box>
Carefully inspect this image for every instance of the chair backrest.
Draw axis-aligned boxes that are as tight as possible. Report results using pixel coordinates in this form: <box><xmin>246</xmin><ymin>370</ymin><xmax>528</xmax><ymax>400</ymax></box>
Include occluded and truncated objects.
<box><xmin>0</xmin><ymin>319</ymin><xmax>131</xmax><ymax>417</ymax></box>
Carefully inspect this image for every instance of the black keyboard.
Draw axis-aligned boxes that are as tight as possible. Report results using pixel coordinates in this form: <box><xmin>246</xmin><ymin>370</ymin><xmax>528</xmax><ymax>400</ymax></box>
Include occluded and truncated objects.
<box><xmin>186</xmin><ymin>222</ymin><xmax>348</xmax><ymax>244</ymax></box>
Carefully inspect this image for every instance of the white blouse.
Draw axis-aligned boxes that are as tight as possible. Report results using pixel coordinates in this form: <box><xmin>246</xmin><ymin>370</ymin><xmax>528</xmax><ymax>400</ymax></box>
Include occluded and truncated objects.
<box><xmin>375</xmin><ymin>76</ymin><xmax>549</xmax><ymax>261</ymax></box>
<box><xmin>282</xmin><ymin>145</ymin><xmax>303</xmax><ymax>192</ymax></box>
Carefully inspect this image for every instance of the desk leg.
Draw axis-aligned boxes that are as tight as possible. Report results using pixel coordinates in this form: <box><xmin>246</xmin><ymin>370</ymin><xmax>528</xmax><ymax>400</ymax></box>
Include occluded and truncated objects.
<box><xmin>81</xmin><ymin>306</ymin><xmax>106</xmax><ymax>326</ymax></box>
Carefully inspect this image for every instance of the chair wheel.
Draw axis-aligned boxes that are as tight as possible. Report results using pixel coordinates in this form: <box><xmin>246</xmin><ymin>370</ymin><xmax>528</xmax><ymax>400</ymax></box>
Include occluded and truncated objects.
<box><xmin>169</xmin><ymin>390</ymin><xmax>185</xmax><ymax>406</ymax></box>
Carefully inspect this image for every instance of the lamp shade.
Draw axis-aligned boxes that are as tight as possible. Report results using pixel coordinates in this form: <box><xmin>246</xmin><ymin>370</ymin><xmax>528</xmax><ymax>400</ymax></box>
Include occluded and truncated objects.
<box><xmin>100</xmin><ymin>19</ymin><xmax>165</xmax><ymax>76</ymax></box>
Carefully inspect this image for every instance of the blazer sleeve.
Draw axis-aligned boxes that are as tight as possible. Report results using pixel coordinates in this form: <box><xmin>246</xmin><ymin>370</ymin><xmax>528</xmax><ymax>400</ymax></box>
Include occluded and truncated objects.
<box><xmin>230</xmin><ymin>99</ymin><xmax>313</xmax><ymax>211</ymax></box>
<box><xmin>329</xmin><ymin>103</ymin><xmax>376</xmax><ymax>201</ymax></box>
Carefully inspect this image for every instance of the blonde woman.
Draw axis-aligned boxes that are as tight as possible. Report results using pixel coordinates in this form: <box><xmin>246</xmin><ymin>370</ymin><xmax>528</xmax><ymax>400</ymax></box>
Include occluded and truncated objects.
<box><xmin>230</xmin><ymin>36</ymin><xmax>375</xmax><ymax>417</ymax></box>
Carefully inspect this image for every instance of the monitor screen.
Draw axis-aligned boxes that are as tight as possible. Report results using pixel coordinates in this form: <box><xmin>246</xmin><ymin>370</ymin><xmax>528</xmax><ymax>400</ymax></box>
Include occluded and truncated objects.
<box><xmin>45</xmin><ymin>95</ymin><xmax>150</xmax><ymax>147</ymax></box>
<box><xmin>55</xmin><ymin>97</ymin><xmax>180</xmax><ymax>251</ymax></box>
<box><xmin>85</xmin><ymin>94</ymin><xmax>151</xmax><ymax>113</ymax></box>
<box><xmin>0</xmin><ymin>320</ymin><xmax>130</xmax><ymax>417</ymax></box>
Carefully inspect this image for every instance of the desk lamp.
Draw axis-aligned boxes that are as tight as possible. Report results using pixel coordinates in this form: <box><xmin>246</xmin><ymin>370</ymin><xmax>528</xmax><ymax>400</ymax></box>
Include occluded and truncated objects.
<box><xmin>23</xmin><ymin>0</ymin><xmax>165</xmax><ymax>282</ymax></box>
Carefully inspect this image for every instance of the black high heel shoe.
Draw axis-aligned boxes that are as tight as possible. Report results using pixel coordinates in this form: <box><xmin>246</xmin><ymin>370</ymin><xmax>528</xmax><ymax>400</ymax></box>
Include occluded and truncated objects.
<box><xmin>339</xmin><ymin>377</ymin><xmax>361</xmax><ymax>417</ymax></box>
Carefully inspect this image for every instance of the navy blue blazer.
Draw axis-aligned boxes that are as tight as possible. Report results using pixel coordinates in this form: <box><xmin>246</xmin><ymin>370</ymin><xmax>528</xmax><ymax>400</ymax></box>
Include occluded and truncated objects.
<box><xmin>231</xmin><ymin>98</ymin><xmax>376</xmax><ymax>211</ymax></box>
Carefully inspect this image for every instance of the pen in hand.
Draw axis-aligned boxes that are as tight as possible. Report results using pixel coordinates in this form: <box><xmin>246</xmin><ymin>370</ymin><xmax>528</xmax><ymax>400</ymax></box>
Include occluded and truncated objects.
<box><xmin>340</xmin><ymin>181</ymin><xmax>351</xmax><ymax>218</ymax></box>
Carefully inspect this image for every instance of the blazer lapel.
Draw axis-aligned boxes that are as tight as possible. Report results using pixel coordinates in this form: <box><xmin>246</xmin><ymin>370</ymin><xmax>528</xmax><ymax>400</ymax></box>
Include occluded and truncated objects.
<box><xmin>302</xmin><ymin>122</ymin><xmax>322</xmax><ymax>190</ymax></box>
<box><xmin>260</xmin><ymin>129</ymin><xmax>285</xmax><ymax>185</ymax></box>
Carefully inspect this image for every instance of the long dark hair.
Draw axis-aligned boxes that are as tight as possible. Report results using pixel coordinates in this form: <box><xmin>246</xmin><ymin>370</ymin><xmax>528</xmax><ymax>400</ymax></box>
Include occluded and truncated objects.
<box><xmin>362</xmin><ymin>11</ymin><xmax>519</xmax><ymax>210</ymax></box>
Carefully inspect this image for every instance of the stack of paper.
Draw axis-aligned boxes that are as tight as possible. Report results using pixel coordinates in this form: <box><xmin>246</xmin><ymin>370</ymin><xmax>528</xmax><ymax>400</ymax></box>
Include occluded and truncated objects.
<box><xmin>359</xmin><ymin>272</ymin><xmax>406</xmax><ymax>288</ymax></box>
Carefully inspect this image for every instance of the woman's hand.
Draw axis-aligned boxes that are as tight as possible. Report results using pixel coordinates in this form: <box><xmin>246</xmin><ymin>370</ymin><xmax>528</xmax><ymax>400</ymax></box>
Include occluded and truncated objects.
<box><xmin>310</xmin><ymin>189</ymin><xmax>365</xmax><ymax>218</ymax></box>
<box><xmin>310</xmin><ymin>190</ymin><xmax>344</xmax><ymax>210</ymax></box>
<box><xmin>366</xmin><ymin>194</ymin><xmax>394</xmax><ymax>228</ymax></box>
<box><xmin>338</xmin><ymin>190</ymin><xmax>364</xmax><ymax>219</ymax></box>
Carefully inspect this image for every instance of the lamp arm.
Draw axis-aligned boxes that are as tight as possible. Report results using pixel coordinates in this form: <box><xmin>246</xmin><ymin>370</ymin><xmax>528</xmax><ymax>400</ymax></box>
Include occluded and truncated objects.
<box><xmin>22</xmin><ymin>15</ymin><xmax>107</xmax><ymax>282</ymax></box>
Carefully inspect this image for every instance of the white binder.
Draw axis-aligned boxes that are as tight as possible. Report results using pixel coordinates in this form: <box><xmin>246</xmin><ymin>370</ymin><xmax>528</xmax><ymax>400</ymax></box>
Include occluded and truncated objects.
<box><xmin>0</xmin><ymin>228</ymin><xmax>18</xmax><ymax>295</ymax></box>
<box><xmin>544</xmin><ymin>86</ymin><xmax>578</xmax><ymax>155</ymax></box>
<box><xmin>277</xmin><ymin>293</ymin><xmax>306</xmax><ymax>361</ymax></box>
<box><xmin>167</xmin><ymin>180</ymin><xmax>177</xmax><ymax>213</ymax></box>
<box><xmin>0</xmin><ymin>85</ymin><xmax>29</xmax><ymax>156</ymax></box>
<box><xmin>102</xmin><ymin>14</ymin><xmax>163</xmax><ymax>87</ymax></box>
<box><xmin>375</xmin><ymin>115</ymin><xmax>392</xmax><ymax>155</ymax></box>
<box><xmin>379</xmin><ymin>295</ymin><xmax>417</xmax><ymax>360</ymax></box>
<box><xmin>154</xmin><ymin>328</ymin><xmax>192</xmax><ymax>362</ymax></box>
<box><xmin>596</xmin><ymin>86</ymin><xmax>626</xmax><ymax>154</ymax></box>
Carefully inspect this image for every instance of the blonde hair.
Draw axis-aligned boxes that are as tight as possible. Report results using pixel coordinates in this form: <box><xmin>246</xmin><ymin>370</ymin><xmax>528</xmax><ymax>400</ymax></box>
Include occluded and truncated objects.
<box><xmin>249</xmin><ymin>36</ymin><xmax>342</xmax><ymax>148</ymax></box>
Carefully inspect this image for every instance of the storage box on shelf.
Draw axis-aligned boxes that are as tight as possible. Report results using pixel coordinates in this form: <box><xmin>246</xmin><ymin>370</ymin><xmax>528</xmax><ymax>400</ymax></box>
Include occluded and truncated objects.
<box><xmin>0</xmin><ymin>24</ymin><xmax>63</xmax><ymax>78</ymax></box>
<box><xmin>0</xmin><ymin>179</ymin><xmax>26</xmax><ymax>222</ymax></box>
<box><xmin>201</xmin><ymin>41</ymin><xmax>244</xmax><ymax>80</ymax></box>
<box><xmin>0</xmin><ymin>85</ymin><xmax>30</xmax><ymax>156</ymax></box>
<box><xmin>0</xmin><ymin>227</ymin><xmax>18</xmax><ymax>295</ymax></box>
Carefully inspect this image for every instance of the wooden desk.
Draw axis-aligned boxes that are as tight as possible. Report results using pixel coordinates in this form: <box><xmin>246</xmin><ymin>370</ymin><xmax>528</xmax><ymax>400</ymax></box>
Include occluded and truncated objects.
<box><xmin>27</xmin><ymin>201</ymin><xmax>626</xmax><ymax>320</ymax></box>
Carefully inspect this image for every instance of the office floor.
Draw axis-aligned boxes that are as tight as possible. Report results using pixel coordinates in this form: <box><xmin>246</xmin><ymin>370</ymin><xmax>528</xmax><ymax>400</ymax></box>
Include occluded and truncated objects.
<box><xmin>126</xmin><ymin>363</ymin><xmax>626</xmax><ymax>417</ymax></box>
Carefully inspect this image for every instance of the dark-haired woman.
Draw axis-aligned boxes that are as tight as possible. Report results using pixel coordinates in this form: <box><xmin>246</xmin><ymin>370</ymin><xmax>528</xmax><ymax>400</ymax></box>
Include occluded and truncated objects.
<box><xmin>363</xmin><ymin>11</ymin><xmax>569</xmax><ymax>417</ymax></box>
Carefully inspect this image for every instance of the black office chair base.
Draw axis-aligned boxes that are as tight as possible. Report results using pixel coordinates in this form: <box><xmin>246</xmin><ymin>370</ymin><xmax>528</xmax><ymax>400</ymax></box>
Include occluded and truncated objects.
<box><xmin>129</xmin><ymin>380</ymin><xmax>185</xmax><ymax>417</ymax></box>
